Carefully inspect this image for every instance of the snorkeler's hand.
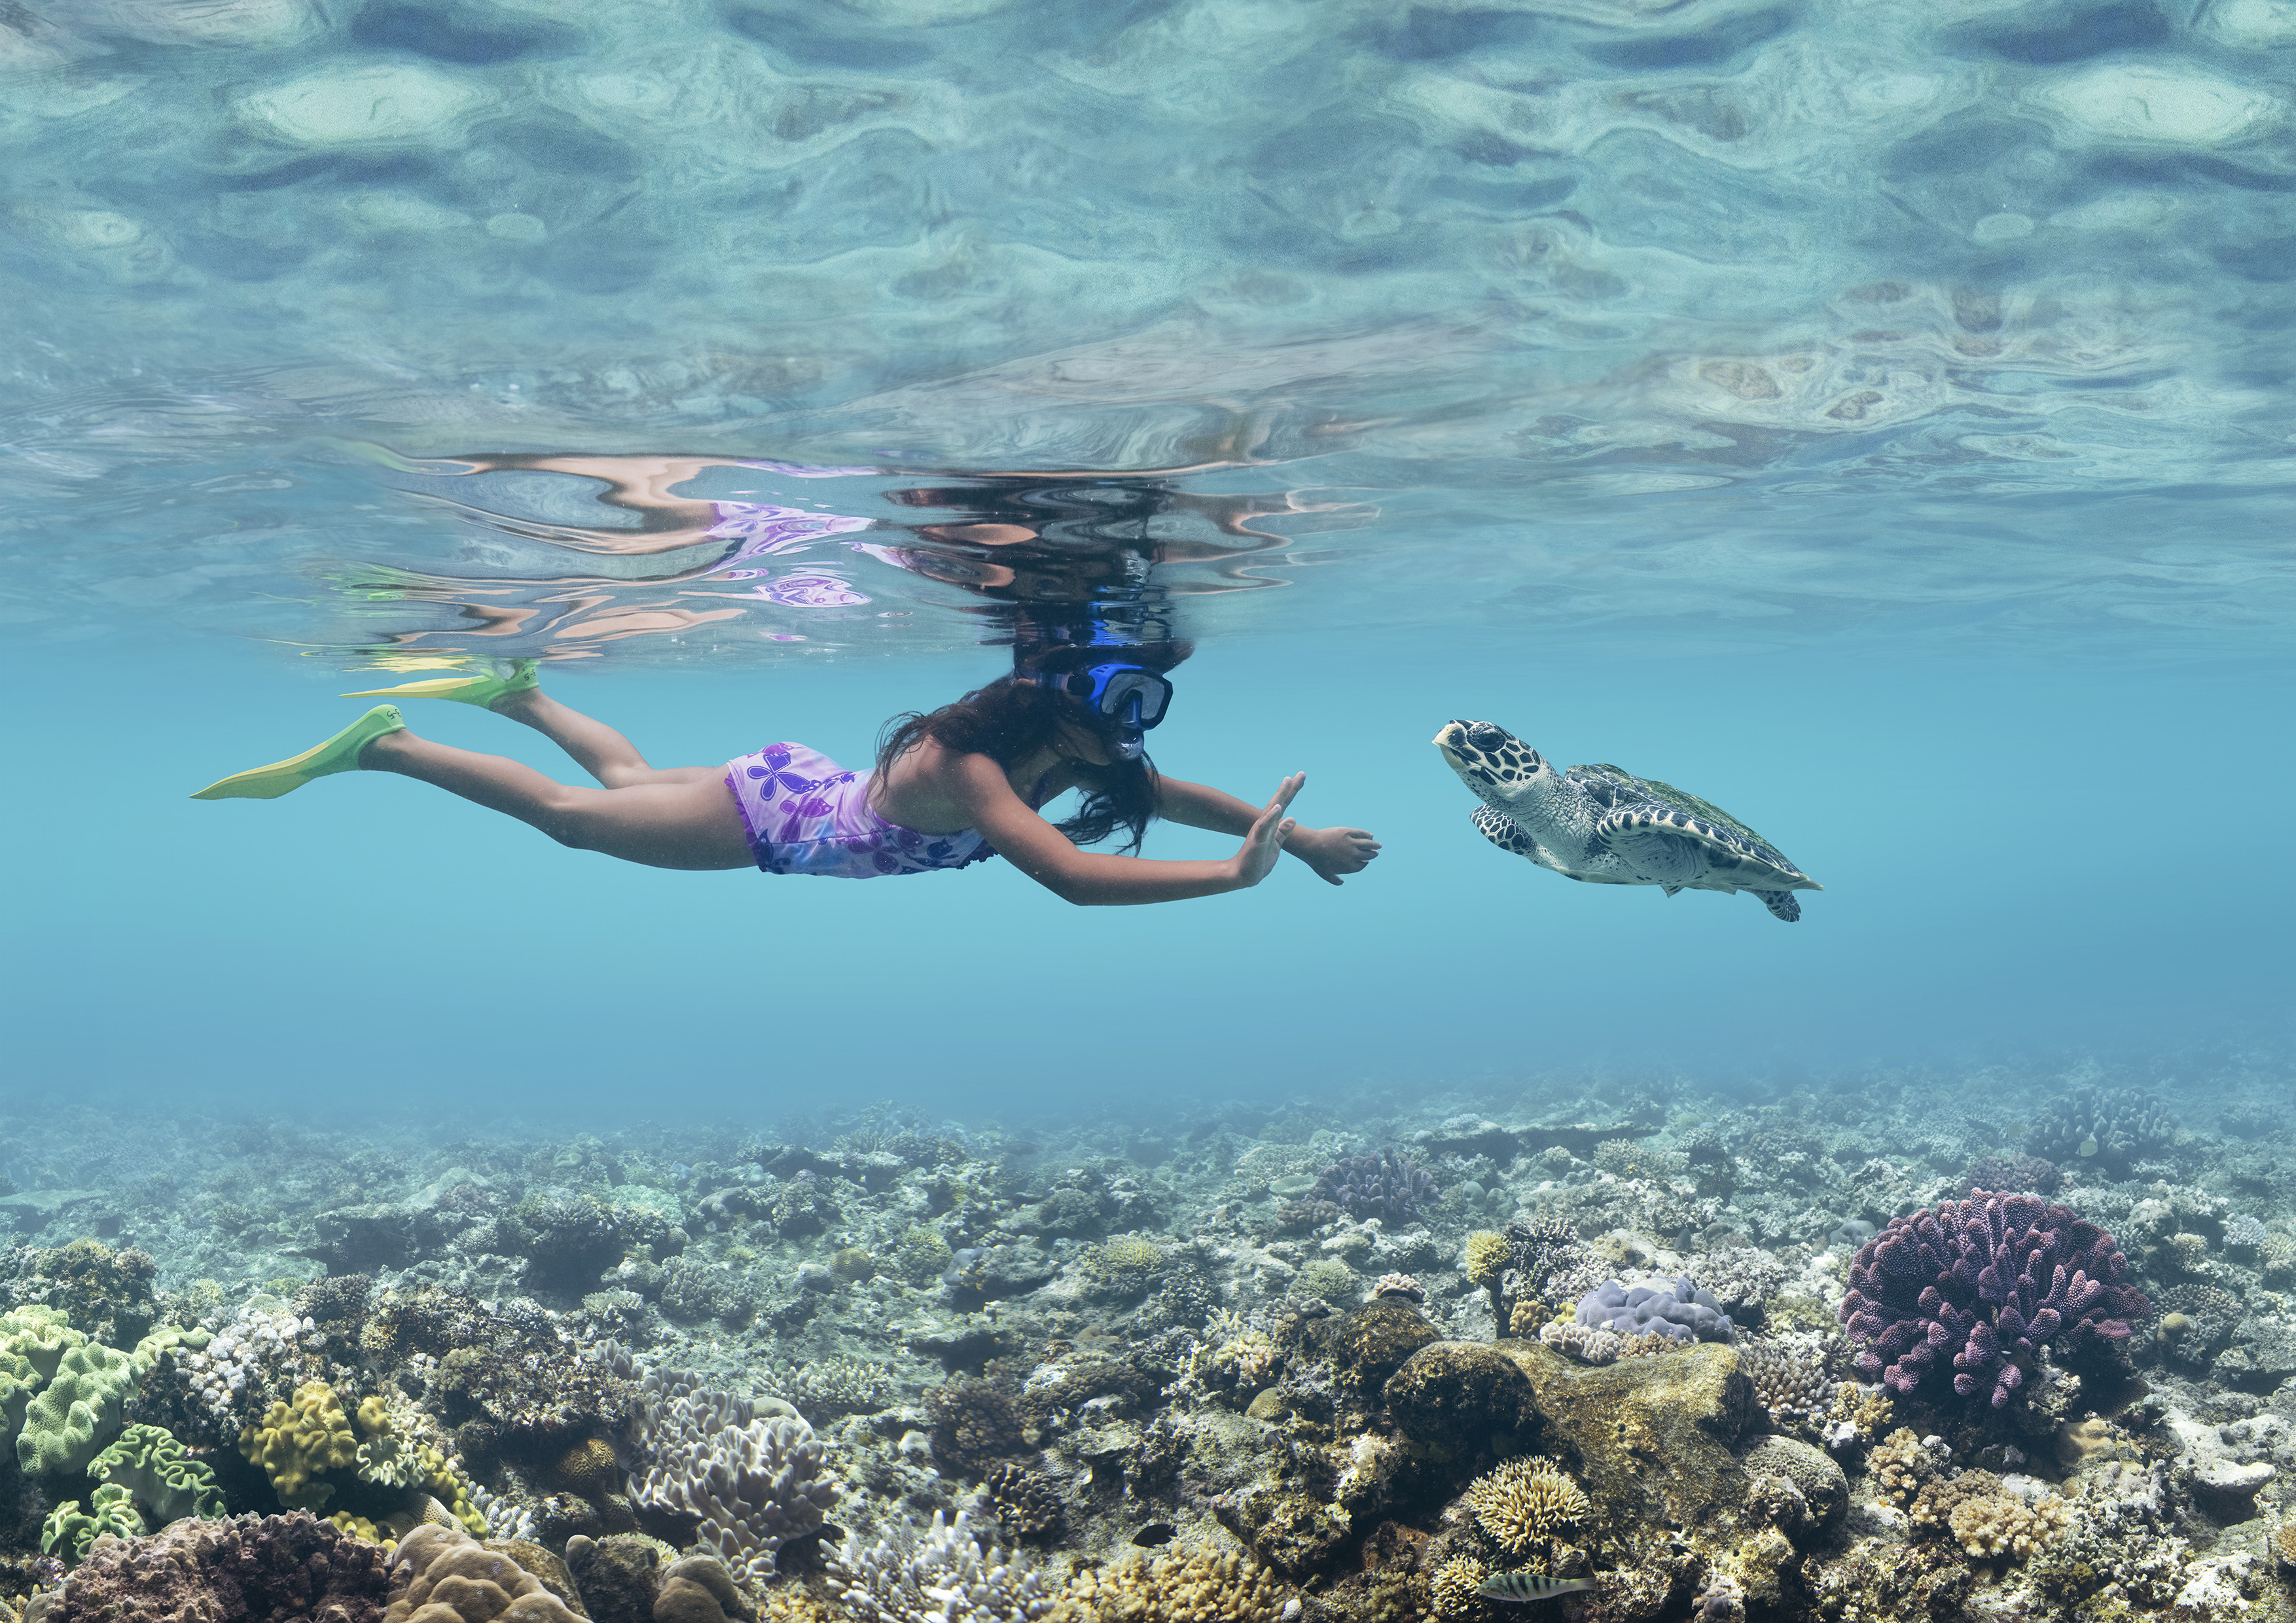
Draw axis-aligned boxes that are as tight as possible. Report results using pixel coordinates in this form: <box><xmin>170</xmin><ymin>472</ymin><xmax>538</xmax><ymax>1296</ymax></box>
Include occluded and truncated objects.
<box><xmin>1284</xmin><ymin>825</ymin><xmax>1382</xmax><ymax>886</ymax></box>
<box><xmin>1232</xmin><ymin>773</ymin><xmax>1304</xmax><ymax>889</ymax></box>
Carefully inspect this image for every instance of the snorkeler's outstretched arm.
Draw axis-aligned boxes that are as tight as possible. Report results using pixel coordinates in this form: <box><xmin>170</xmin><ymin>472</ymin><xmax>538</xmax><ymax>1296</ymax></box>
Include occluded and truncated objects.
<box><xmin>954</xmin><ymin>755</ymin><xmax>1303</xmax><ymax>906</ymax></box>
<box><xmin>1153</xmin><ymin>776</ymin><xmax>1382</xmax><ymax>887</ymax></box>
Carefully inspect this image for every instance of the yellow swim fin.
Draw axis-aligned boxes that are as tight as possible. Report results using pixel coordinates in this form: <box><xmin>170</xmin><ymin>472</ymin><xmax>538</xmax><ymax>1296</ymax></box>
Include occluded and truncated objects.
<box><xmin>343</xmin><ymin>658</ymin><xmax>537</xmax><ymax>711</ymax></box>
<box><xmin>189</xmin><ymin>705</ymin><xmax>405</xmax><ymax>800</ymax></box>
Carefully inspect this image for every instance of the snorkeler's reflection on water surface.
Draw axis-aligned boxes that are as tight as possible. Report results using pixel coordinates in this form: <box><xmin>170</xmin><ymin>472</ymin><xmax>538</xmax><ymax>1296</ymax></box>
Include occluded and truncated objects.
<box><xmin>339</xmin><ymin>449</ymin><xmax>1374</xmax><ymax>671</ymax></box>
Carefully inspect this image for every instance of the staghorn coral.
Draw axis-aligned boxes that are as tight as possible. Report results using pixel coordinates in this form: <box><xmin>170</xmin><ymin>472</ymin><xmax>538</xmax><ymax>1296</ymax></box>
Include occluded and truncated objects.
<box><xmin>827</xmin><ymin>1507</ymin><xmax>1057</xmax><ymax>1623</ymax></box>
<box><xmin>382</xmin><ymin>1520</ymin><xmax>581</xmax><ymax>1622</ymax></box>
<box><xmin>36</xmin><ymin>1511</ymin><xmax>393</xmax><ymax>1623</ymax></box>
<box><xmin>616</xmin><ymin>1349</ymin><xmax>840</xmax><ymax>1586</ymax></box>
<box><xmin>1049</xmin><ymin>1544</ymin><xmax>1293</xmax><ymax>1623</ymax></box>
<box><xmin>1465</xmin><ymin>1456</ymin><xmax>1588</xmax><ymax>1555</ymax></box>
<box><xmin>1310</xmin><ymin>1150</ymin><xmax>1439</xmax><ymax>1225</ymax></box>
<box><xmin>1840</xmin><ymin>1190</ymin><xmax>2148</xmax><ymax>1406</ymax></box>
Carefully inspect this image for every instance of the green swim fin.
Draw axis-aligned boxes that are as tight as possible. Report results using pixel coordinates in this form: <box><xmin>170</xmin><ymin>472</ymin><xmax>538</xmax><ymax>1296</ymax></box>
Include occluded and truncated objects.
<box><xmin>342</xmin><ymin>658</ymin><xmax>539</xmax><ymax>711</ymax></box>
<box><xmin>189</xmin><ymin>705</ymin><xmax>405</xmax><ymax>800</ymax></box>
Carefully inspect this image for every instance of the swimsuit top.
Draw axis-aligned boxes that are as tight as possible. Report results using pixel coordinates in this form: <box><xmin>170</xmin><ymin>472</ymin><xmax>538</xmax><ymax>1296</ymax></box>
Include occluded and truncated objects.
<box><xmin>724</xmin><ymin>741</ymin><xmax>1050</xmax><ymax>879</ymax></box>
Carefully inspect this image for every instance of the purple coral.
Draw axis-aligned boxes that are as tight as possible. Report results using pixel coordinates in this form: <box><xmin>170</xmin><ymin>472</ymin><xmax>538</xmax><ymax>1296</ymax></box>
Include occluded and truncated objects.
<box><xmin>1840</xmin><ymin>1190</ymin><xmax>2149</xmax><ymax>1407</ymax></box>
<box><xmin>1311</xmin><ymin>1149</ymin><xmax>1439</xmax><ymax>1225</ymax></box>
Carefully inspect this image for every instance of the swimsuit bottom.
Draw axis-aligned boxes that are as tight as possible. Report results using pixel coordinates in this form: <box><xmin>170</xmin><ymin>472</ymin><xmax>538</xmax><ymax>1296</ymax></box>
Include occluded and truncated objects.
<box><xmin>723</xmin><ymin>741</ymin><xmax>996</xmax><ymax>878</ymax></box>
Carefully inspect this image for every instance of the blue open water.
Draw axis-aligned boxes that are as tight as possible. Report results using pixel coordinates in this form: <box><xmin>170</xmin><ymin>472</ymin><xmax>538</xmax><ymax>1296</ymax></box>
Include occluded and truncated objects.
<box><xmin>4</xmin><ymin>0</ymin><xmax>2293</xmax><ymax>1117</ymax></box>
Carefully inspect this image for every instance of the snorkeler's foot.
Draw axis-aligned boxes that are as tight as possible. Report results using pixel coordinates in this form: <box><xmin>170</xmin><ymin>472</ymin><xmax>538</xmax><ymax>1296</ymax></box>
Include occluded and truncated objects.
<box><xmin>188</xmin><ymin>705</ymin><xmax>405</xmax><ymax>800</ymax></box>
<box><xmin>342</xmin><ymin>658</ymin><xmax>539</xmax><ymax>711</ymax></box>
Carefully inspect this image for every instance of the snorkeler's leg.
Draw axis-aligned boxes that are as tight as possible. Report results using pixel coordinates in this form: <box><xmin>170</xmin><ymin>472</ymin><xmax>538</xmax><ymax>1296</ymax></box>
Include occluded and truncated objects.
<box><xmin>361</xmin><ymin>730</ymin><xmax>752</xmax><ymax>870</ymax></box>
<box><xmin>486</xmin><ymin>689</ymin><xmax>721</xmax><ymax>789</ymax></box>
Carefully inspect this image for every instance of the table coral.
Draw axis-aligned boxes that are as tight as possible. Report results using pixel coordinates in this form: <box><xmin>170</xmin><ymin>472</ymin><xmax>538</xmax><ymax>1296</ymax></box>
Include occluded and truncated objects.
<box><xmin>1839</xmin><ymin>1190</ymin><xmax>2148</xmax><ymax>1406</ymax></box>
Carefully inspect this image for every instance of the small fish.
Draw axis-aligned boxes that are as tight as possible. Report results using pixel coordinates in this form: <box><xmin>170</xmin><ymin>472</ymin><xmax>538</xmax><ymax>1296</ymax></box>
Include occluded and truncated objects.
<box><xmin>1476</xmin><ymin>1571</ymin><xmax>1598</xmax><ymax>1603</ymax></box>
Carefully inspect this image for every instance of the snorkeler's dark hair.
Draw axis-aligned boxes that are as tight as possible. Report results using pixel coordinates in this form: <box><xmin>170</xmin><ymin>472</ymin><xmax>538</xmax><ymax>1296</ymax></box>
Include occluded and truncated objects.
<box><xmin>875</xmin><ymin>643</ymin><xmax>1190</xmax><ymax>855</ymax></box>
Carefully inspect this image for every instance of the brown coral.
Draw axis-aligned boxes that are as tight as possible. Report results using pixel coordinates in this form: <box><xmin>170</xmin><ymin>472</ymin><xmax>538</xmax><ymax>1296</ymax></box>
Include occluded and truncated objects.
<box><xmin>1867</xmin><ymin>1428</ymin><xmax>1936</xmax><ymax>1507</ymax></box>
<box><xmin>552</xmin><ymin>1436</ymin><xmax>619</xmax><ymax>1498</ymax></box>
<box><xmin>383</xmin><ymin>1522</ymin><xmax>581</xmax><ymax>1623</ymax></box>
<box><xmin>1427</xmin><ymin>1556</ymin><xmax>1488</xmax><ymax>1621</ymax></box>
<box><xmin>1052</xmin><ymin>1546</ymin><xmax>1293</xmax><ymax>1622</ymax></box>
<box><xmin>40</xmin><ymin>1512</ymin><xmax>392</xmax><ymax>1623</ymax></box>
<box><xmin>1464</xmin><ymin>1457</ymin><xmax>1588</xmax><ymax>1556</ymax></box>
<box><xmin>1945</xmin><ymin>1493</ymin><xmax>2071</xmax><ymax>1561</ymax></box>
<box><xmin>1908</xmin><ymin>1470</ymin><xmax>2003</xmax><ymax>1540</ymax></box>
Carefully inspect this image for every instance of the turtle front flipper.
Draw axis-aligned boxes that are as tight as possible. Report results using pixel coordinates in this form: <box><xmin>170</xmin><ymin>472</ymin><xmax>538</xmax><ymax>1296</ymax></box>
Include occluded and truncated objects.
<box><xmin>1471</xmin><ymin>803</ymin><xmax>1539</xmax><ymax>859</ymax></box>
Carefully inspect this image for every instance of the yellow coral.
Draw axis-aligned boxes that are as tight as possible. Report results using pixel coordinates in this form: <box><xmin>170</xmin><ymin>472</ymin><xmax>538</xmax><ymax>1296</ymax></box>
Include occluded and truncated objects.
<box><xmin>355</xmin><ymin>1395</ymin><xmax>391</xmax><ymax>1437</ymax></box>
<box><xmin>1429</xmin><ymin>1556</ymin><xmax>1488</xmax><ymax>1620</ymax></box>
<box><xmin>1507</xmin><ymin>1300</ymin><xmax>1545</xmax><ymax>1338</ymax></box>
<box><xmin>240</xmin><ymin>1381</ymin><xmax>359</xmax><ymax>1509</ymax></box>
<box><xmin>1052</xmin><ymin>1546</ymin><xmax>1293</xmax><ymax>1622</ymax></box>
<box><xmin>1463</xmin><ymin>1232</ymin><xmax>1510</xmax><ymax>1287</ymax></box>
<box><xmin>1465</xmin><ymin>1457</ymin><xmax>1589</xmax><ymax>1556</ymax></box>
<box><xmin>327</xmin><ymin>1510</ymin><xmax>393</xmax><ymax>1548</ymax></box>
<box><xmin>1947</xmin><ymin>1493</ymin><xmax>2071</xmax><ymax>1561</ymax></box>
<box><xmin>415</xmin><ymin>1441</ymin><xmax>489</xmax><ymax>1537</ymax></box>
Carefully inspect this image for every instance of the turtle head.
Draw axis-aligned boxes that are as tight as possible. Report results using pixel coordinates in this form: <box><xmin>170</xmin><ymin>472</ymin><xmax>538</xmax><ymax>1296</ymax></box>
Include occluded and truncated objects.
<box><xmin>1435</xmin><ymin>719</ymin><xmax>1579</xmax><ymax>832</ymax></box>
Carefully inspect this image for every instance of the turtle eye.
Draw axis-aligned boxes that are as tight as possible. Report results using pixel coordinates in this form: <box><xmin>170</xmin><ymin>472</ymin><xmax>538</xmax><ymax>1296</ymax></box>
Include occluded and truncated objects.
<box><xmin>1465</xmin><ymin>722</ymin><xmax>1508</xmax><ymax>753</ymax></box>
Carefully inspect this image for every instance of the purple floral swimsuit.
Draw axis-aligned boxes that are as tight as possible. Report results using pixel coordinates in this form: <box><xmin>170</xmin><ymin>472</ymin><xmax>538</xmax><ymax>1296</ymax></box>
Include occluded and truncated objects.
<box><xmin>723</xmin><ymin>742</ymin><xmax>1000</xmax><ymax>878</ymax></box>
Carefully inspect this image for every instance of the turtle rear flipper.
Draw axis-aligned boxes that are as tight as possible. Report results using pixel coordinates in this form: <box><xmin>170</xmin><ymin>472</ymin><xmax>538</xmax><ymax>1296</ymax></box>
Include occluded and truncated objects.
<box><xmin>1753</xmin><ymin>889</ymin><xmax>1802</xmax><ymax>923</ymax></box>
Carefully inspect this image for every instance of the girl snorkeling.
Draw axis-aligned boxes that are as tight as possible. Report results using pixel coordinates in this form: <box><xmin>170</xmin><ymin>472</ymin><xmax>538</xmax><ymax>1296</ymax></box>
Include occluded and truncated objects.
<box><xmin>190</xmin><ymin>652</ymin><xmax>1381</xmax><ymax>906</ymax></box>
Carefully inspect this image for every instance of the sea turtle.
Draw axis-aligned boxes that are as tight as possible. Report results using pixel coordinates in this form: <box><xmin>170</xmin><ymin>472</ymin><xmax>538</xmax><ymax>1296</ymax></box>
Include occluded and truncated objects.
<box><xmin>1433</xmin><ymin>719</ymin><xmax>1821</xmax><ymax>922</ymax></box>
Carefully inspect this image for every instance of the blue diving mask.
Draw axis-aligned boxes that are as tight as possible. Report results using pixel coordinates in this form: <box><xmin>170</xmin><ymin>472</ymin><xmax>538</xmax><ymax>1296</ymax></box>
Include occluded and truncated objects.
<box><xmin>1030</xmin><ymin>662</ymin><xmax>1172</xmax><ymax>762</ymax></box>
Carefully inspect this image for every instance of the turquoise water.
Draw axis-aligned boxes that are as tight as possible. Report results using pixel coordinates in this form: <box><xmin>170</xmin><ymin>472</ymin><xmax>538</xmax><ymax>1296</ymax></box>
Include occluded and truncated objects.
<box><xmin>5</xmin><ymin>0</ymin><xmax>2295</xmax><ymax>1116</ymax></box>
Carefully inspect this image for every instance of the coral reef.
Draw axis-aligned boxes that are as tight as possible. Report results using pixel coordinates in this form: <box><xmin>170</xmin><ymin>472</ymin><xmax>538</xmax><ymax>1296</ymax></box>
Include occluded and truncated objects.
<box><xmin>35</xmin><ymin>1512</ymin><xmax>393</xmax><ymax>1622</ymax></box>
<box><xmin>617</xmin><ymin>1351</ymin><xmax>839</xmax><ymax>1584</ymax></box>
<box><xmin>1309</xmin><ymin>1150</ymin><xmax>1439</xmax><ymax>1225</ymax></box>
<box><xmin>1573</xmin><ymin>1277</ymin><xmax>1735</xmax><ymax>1343</ymax></box>
<box><xmin>826</xmin><ymin>1507</ymin><xmax>1056</xmax><ymax>1622</ymax></box>
<box><xmin>384</xmin><ymin>1521</ymin><xmax>581</xmax><ymax>1622</ymax></box>
<box><xmin>2025</xmin><ymin>1085</ymin><xmax>2176</xmax><ymax>1170</ymax></box>
<box><xmin>1463</xmin><ymin>1456</ymin><xmax>1588</xmax><ymax>1554</ymax></box>
<box><xmin>1840</xmin><ymin>1190</ymin><xmax>2149</xmax><ymax>1404</ymax></box>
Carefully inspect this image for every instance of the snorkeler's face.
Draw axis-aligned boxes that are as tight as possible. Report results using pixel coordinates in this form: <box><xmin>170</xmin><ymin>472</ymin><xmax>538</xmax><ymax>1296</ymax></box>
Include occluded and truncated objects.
<box><xmin>1058</xmin><ymin>720</ymin><xmax>1115</xmax><ymax>767</ymax></box>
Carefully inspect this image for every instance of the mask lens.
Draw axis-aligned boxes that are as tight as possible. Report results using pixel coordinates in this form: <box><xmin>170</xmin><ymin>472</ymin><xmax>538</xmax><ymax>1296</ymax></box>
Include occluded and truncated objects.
<box><xmin>1101</xmin><ymin>669</ymin><xmax>1170</xmax><ymax>728</ymax></box>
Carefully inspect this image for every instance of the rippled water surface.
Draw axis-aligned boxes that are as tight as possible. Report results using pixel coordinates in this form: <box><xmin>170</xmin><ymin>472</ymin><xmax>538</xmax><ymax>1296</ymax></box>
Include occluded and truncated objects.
<box><xmin>5</xmin><ymin>0</ymin><xmax>2294</xmax><ymax>1103</ymax></box>
<box><xmin>9</xmin><ymin>0</ymin><xmax>2296</xmax><ymax>658</ymax></box>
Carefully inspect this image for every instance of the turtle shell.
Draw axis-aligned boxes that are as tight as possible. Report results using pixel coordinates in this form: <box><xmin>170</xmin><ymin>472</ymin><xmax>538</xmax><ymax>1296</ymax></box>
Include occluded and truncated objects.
<box><xmin>1571</xmin><ymin>763</ymin><xmax>1816</xmax><ymax>886</ymax></box>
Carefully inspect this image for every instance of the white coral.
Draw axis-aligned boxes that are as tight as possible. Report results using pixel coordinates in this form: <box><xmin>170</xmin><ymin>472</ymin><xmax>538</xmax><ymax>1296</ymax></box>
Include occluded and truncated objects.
<box><xmin>826</xmin><ymin>1508</ymin><xmax>1058</xmax><ymax>1623</ymax></box>
<box><xmin>616</xmin><ymin>1348</ymin><xmax>841</xmax><ymax>1586</ymax></box>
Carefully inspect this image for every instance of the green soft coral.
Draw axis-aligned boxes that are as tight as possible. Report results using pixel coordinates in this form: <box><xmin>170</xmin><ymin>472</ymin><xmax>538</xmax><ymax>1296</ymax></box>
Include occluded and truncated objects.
<box><xmin>0</xmin><ymin>1304</ymin><xmax>86</xmax><ymax>1382</ymax></box>
<box><xmin>240</xmin><ymin>1381</ymin><xmax>359</xmax><ymax>1509</ymax></box>
<box><xmin>89</xmin><ymin>1423</ymin><xmax>228</xmax><ymax>1522</ymax></box>
<box><xmin>18</xmin><ymin>1342</ymin><xmax>137</xmax><ymax>1475</ymax></box>
<box><xmin>41</xmin><ymin>1481</ymin><xmax>147</xmax><ymax>1561</ymax></box>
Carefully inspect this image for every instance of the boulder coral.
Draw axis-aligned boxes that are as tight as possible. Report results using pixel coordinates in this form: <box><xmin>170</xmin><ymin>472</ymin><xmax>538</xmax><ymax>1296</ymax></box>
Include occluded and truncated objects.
<box><xmin>1841</xmin><ymin>1191</ymin><xmax>2149</xmax><ymax>1406</ymax></box>
<box><xmin>383</xmin><ymin>1522</ymin><xmax>581</xmax><ymax>1623</ymax></box>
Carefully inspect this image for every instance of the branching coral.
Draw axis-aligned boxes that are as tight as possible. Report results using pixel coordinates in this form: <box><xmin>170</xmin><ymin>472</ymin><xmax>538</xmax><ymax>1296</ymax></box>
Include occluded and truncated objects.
<box><xmin>827</xmin><ymin>1507</ymin><xmax>1056</xmax><ymax>1622</ymax></box>
<box><xmin>615</xmin><ymin>1349</ymin><xmax>840</xmax><ymax>1585</ymax></box>
<box><xmin>1840</xmin><ymin>1190</ymin><xmax>2148</xmax><ymax>1406</ymax></box>
<box><xmin>1428</xmin><ymin>1556</ymin><xmax>1489</xmax><ymax>1621</ymax></box>
<box><xmin>1737</xmin><ymin>1334</ymin><xmax>1835</xmax><ymax>1429</ymax></box>
<box><xmin>1465</xmin><ymin>1457</ymin><xmax>1589</xmax><ymax>1556</ymax></box>
<box><xmin>1310</xmin><ymin>1149</ymin><xmax>1439</xmax><ymax>1224</ymax></box>
<box><xmin>1050</xmin><ymin>1544</ymin><xmax>1294</xmax><ymax>1623</ymax></box>
<box><xmin>1463</xmin><ymin>1233</ymin><xmax>1511</xmax><ymax>1288</ymax></box>
<box><xmin>1945</xmin><ymin>1491</ymin><xmax>2071</xmax><ymax>1561</ymax></box>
